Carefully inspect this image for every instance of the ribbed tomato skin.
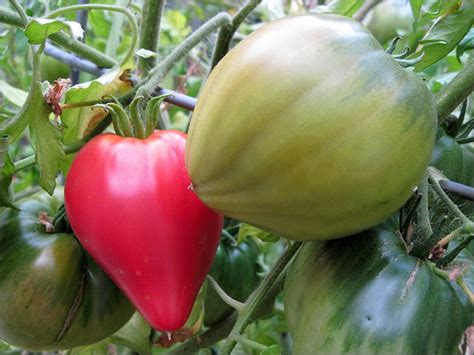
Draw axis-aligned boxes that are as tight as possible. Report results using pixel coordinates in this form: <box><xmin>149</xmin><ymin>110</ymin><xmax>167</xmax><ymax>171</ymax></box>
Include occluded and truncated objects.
<box><xmin>65</xmin><ymin>130</ymin><xmax>223</xmax><ymax>331</ymax></box>
<box><xmin>186</xmin><ymin>14</ymin><xmax>436</xmax><ymax>241</ymax></box>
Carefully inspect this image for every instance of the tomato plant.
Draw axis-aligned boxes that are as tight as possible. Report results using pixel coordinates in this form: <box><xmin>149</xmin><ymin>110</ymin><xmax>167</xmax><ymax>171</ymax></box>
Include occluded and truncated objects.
<box><xmin>0</xmin><ymin>0</ymin><xmax>473</xmax><ymax>353</ymax></box>
<box><xmin>64</xmin><ymin>130</ymin><xmax>223</xmax><ymax>331</ymax></box>
<box><xmin>0</xmin><ymin>191</ymin><xmax>134</xmax><ymax>350</ymax></box>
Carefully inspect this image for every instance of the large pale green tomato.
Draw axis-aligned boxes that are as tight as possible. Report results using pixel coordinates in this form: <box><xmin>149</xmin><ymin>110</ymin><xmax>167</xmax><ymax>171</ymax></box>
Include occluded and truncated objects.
<box><xmin>186</xmin><ymin>14</ymin><xmax>437</xmax><ymax>241</ymax></box>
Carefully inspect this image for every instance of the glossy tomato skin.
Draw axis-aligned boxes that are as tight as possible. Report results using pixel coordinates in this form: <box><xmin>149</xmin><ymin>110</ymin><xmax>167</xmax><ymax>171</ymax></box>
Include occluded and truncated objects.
<box><xmin>65</xmin><ymin>130</ymin><xmax>223</xmax><ymax>331</ymax></box>
<box><xmin>0</xmin><ymin>192</ymin><xmax>134</xmax><ymax>351</ymax></box>
<box><xmin>186</xmin><ymin>14</ymin><xmax>437</xmax><ymax>241</ymax></box>
<box><xmin>284</xmin><ymin>222</ymin><xmax>472</xmax><ymax>354</ymax></box>
<box><xmin>204</xmin><ymin>237</ymin><xmax>261</xmax><ymax>326</ymax></box>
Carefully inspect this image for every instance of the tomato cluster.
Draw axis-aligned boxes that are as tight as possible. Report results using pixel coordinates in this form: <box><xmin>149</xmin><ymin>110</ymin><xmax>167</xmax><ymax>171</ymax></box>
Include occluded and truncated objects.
<box><xmin>1</xmin><ymin>9</ymin><xmax>472</xmax><ymax>354</ymax></box>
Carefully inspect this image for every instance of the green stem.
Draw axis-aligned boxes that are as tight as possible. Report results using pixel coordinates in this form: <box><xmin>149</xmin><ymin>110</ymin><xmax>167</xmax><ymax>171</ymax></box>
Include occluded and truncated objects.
<box><xmin>8</xmin><ymin>0</ymin><xmax>28</xmax><ymax>26</ymax></box>
<box><xmin>457</xmin><ymin>136</ymin><xmax>474</xmax><ymax>145</ymax></box>
<box><xmin>0</xmin><ymin>135</ymin><xmax>8</xmax><ymax>170</ymax></box>
<box><xmin>417</xmin><ymin>174</ymin><xmax>433</xmax><ymax>238</ymax></box>
<box><xmin>167</xmin><ymin>313</ymin><xmax>238</xmax><ymax>354</ymax></box>
<box><xmin>220</xmin><ymin>241</ymin><xmax>303</xmax><ymax>355</ymax></box>
<box><xmin>206</xmin><ymin>275</ymin><xmax>245</xmax><ymax>311</ymax></box>
<box><xmin>230</xmin><ymin>334</ymin><xmax>267</xmax><ymax>352</ymax></box>
<box><xmin>137</xmin><ymin>12</ymin><xmax>232</xmax><ymax>98</ymax></box>
<box><xmin>46</xmin><ymin>4</ymin><xmax>138</xmax><ymax>68</ymax></box>
<box><xmin>436</xmin><ymin>58</ymin><xmax>474</xmax><ymax>124</ymax></box>
<box><xmin>137</xmin><ymin>0</ymin><xmax>166</xmax><ymax>76</ymax></box>
<box><xmin>437</xmin><ymin>233</ymin><xmax>474</xmax><ymax>267</ymax></box>
<box><xmin>428</xmin><ymin>168</ymin><xmax>471</xmax><ymax>225</ymax></box>
<box><xmin>210</xmin><ymin>0</ymin><xmax>262</xmax><ymax>70</ymax></box>
<box><xmin>410</xmin><ymin>175</ymin><xmax>433</xmax><ymax>256</ymax></box>
<box><xmin>0</xmin><ymin>8</ymin><xmax>116</xmax><ymax>68</ymax></box>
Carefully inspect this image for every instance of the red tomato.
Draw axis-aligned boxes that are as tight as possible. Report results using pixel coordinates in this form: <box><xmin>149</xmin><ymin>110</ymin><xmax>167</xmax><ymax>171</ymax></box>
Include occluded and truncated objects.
<box><xmin>64</xmin><ymin>130</ymin><xmax>223</xmax><ymax>331</ymax></box>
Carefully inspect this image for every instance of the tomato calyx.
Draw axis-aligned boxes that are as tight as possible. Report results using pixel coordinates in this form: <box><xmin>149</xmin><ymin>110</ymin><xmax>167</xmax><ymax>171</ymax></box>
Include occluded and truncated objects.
<box><xmin>94</xmin><ymin>93</ymin><xmax>173</xmax><ymax>139</ymax></box>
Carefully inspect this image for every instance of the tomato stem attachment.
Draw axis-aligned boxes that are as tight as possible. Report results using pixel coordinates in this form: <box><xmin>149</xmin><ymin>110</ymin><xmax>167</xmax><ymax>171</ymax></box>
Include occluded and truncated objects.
<box><xmin>206</xmin><ymin>275</ymin><xmax>245</xmax><ymax>311</ymax></box>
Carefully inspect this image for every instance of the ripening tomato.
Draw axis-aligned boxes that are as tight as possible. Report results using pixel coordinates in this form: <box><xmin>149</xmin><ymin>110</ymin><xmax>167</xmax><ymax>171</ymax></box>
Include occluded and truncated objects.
<box><xmin>186</xmin><ymin>14</ymin><xmax>436</xmax><ymax>241</ymax></box>
<box><xmin>65</xmin><ymin>130</ymin><xmax>223</xmax><ymax>331</ymax></box>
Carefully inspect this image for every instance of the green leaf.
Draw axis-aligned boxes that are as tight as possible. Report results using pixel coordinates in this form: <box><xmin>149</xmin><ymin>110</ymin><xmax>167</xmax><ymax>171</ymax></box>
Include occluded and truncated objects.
<box><xmin>260</xmin><ymin>344</ymin><xmax>282</xmax><ymax>355</ymax></box>
<box><xmin>109</xmin><ymin>313</ymin><xmax>152</xmax><ymax>355</ymax></box>
<box><xmin>238</xmin><ymin>224</ymin><xmax>279</xmax><ymax>244</ymax></box>
<box><xmin>0</xmin><ymin>80</ymin><xmax>28</xmax><ymax>107</ymax></box>
<box><xmin>413</xmin><ymin>1</ymin><xmax>474</xmax><ymax>70</ymax></box>
<box><xmin>60</xmin><ymin>62</ymin><xmax>133</xmax><ymax>173</ymax></box>
<box><xmin>410</xmin><ymin>0</ymin><xmax>423</xmax><ymax>22</ymax></box>
<box><xmin>0</xmin><ymin>78</ymin><xmax>46</xmax><ymax>142</ymax></box>
<box><xmin>28</xmin><ymin>82</ymin><xmax>64</xmax><ymax>195</ymax></box>
<box><xmin>325</xmin><ymin>0</ymin><xmax>364</xmax><ymax>16</ymax></box>
<box><xmin>24</xmin><ymin>19</ymin><xmax>83</xmax><ymax>44</ymax></box>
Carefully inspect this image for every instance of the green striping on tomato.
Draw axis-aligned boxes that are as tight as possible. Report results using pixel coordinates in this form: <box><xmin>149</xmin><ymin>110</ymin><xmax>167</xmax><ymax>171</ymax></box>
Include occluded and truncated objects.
<box><xmin>284</xmin><ymin>224</ymin><xmax>473</xmax><ymax>354</ymax></box>
<box><xmin>0</xmin><ymin>192</ymin><xmax>134</xmax><ymax>351</ymax></box>
<box><xmin>204</xmin><ymin>237</ymin><xmax>261</xmax><ymax>326</ymax></box>
<box><xmin>186</xmin><ymin>14</ymin><xmax>437</xmax><ymax>241</ymax></box>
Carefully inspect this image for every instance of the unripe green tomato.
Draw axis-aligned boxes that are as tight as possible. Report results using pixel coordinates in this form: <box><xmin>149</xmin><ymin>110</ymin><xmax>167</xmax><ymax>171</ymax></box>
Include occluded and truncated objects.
<box><xmin>40</xmin><ymin>55</ymin><xmax>70</xmax><ymax>83</ymax></box>
<box><xmin>0</xmin><ymin>191</ymin><xmax>134</xmax><ymax>350</ymax></box>
<box><xmin>365</xmin><ymin>0</ymin><xmax>413</xmax><ymax>44</ymax></box>
<box><xmin>284</xmin><ymin>223</ymin><xmax>472</xmax><ymax>354</ymax></box>
<box><xmin>186</xmin><ymin>14</ymin><xmax>437</xmax><ymax>241</ymax></box>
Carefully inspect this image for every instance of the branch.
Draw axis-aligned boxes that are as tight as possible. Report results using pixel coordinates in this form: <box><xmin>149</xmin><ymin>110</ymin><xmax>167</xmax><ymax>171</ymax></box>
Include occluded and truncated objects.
<box><xmin>353</xmin><ymin>0</ymin><xmax>382</xmax><ymax>22</ymax></box>
<box><xmin>137</xmin><ymin>0</ymin><xmax>166</xmax><ymax>75</ymax></box>
<box><xmin>439</xmin><ymin>179</ymin><xmax>474</xmax><ymax>201</ymax></box>
<box><xmin>44</xmin><ymin>43</ymin><xmax>106</xmax><ymax>76</ymax></box>
<box><xmin>210</xmin><ymin>0</ymin><xmax>262</xmax><ymax>69</ymax></box>
<box><xmin>8</xmin><ymin>0</ymin><xmax>28</xmax><ymax>26</ymax></box>
<box><xmin>70</xmin><ymin>0</ymin><xmax>89</xmax><ymax>85</ymax></box>
<box><xmin>436</xmin><ymin>58</ymin><xmax>474</xmax><ymax>124</ymax></box>
<box><xmin>0</xmin><ymin>7</ymin><xmax>117</xmax><ymax>68</ymax></box>
<box><xmin>46</xmin><ymin>4</ymin><xmax>138</xmax><ymax>69</ymax></box>
<box><xmin>137</xmin><ymin>12</ymin><xmax>232</xmax><ymax>98</ymax></box>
